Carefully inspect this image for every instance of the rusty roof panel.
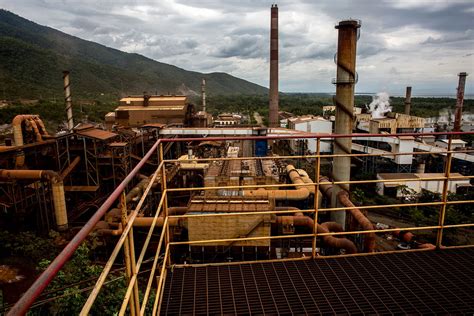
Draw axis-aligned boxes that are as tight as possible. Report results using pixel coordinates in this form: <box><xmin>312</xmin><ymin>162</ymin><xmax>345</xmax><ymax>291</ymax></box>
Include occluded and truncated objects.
<box><xmin>141</xmin><ymin>123</ymin><xmax>166</xmax><ymax>129</ymax></box>
<box><xmin>76</xmin><ymin>128</ymin><xmax>118</xmax><ymax>141</ymax></box>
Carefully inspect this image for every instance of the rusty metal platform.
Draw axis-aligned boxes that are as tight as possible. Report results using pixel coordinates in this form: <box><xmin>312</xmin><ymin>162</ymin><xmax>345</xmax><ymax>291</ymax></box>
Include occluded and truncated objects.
<box><xmin>161</xmin><ymin>248</ymin><xmax>474</xmax><ymax>315</ymax></box>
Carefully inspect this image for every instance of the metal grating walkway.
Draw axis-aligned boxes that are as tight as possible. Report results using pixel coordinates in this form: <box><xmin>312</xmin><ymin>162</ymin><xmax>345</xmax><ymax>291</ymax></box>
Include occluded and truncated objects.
<box><xmin>161</xmin><ymin>248</ymin><xmax>474</xmax><ymax>315</ymax></box>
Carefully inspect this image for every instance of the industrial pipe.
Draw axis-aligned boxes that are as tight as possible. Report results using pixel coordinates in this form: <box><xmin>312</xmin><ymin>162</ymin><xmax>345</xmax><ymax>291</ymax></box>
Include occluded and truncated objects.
<box><xmin>95</xmin><ymin>215</ymin><xmax>182</xmax><ymax>236</ymax></box>
<box><xmin>393</xmin><ymin>230</ymin><xmax>415</xmax><ymax>243</ymax></box>
<box><xmin>0</xmin><ymin>169</ymin><xmax>68</xmax><ymax>230</ymax></box>
<box><xmin>319</xmin><ymin>176</ymin><xmax>333</xmax><ymax>198</ymax></box>
<box><xmin>337</xmin><ymin>190</ymin><xmax>375</xmax><ymax>252</ymax></box>
<box><xmin>12</xmin><ymin>115</ymin><xmax>48</xmax><ymax>145</ymax></box>
<box><xmin>276</xmin><ymin>215</ymin><xmax>357</xmax><ymax>254</ymax></box>
<box><xmin>295</xmin><ymin>169</ymin><xmax>316</xmax><ymax>194</ymax></box>
<box><xmin>26</xmin><ymin>119</ymin><xmax>43</xmax><ymax>142</ymax></box>
<box><xmin>318</xmin><ymin>177</ymin><xmax>375</xmax><ymax>252</ymax></box>
<box><xmin>125</xmin><ymin>178</ymin><xmax>151</xmax><ymax>204</ymax></box>
<box><xmin>7</xmin><ymin>139</ymin><xmax>163</xmax><ymax>316</ymax></box>
<box><xmin>105</xmin><ymin>207</ymin><xmax>187</xmax><ymax>224</ymax></box>
<box><xmin>243</xmin><ymin>165</ymin><xmax>310</xmax><ymax>200</ymax></box>
<box><xmin>33</xmin><ymin>116</ymin><xmax>49</xmax><ymax>136</ymax></box>
<box><xmin>12</xmin><ymin>115</ymin><xmax>48</xmax><ymax>168</ymax></box>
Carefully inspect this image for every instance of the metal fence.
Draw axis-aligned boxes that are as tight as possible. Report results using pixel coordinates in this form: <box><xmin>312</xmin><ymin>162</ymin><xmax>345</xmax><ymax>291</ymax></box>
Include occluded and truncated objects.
<box><xmin>8</xmin><ymin>131</ymin><xmax>474</xmax><ymax>316</ymax></box>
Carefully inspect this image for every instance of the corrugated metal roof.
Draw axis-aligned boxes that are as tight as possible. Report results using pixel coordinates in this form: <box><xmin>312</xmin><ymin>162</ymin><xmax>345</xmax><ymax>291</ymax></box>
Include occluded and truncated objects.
<box><xmin>120</xmin><ymin>96</ymin><xmax>187</xmax><ymax>102</ymax></box>
<box><xmin>76</xmin><ymin>128</ymin><xmax>118</xmax><ymax>141</ymax></box>
<box><xmin>117</xmin><ymin>106</ymin><xmax>185</xmax><ymax>111</ymax></box>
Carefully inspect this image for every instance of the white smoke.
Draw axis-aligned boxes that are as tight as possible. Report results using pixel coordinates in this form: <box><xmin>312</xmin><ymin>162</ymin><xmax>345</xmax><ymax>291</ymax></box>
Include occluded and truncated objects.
<box><xmin>367</xmin><ymin>92</ymin><xmax>392</xmax><ymax>119</ymax></box>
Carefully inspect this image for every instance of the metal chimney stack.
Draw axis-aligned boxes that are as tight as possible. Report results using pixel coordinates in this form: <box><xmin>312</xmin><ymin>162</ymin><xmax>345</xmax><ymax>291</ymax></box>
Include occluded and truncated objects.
<box><xmin>268</xmin><ymin>4</ymin><xmax>279</xmax><ymax>128</ymax></box>
<box><xmin>331</xmin><ymin>20</ymin><xmax>360</xmax><ymax>228</ymax></box>
<box><xmin>454</xmin><ymin>72</ymin><xmax>468</xmax><ymax>134</ymax></box>
<box><xmin>404</xmin><ymin>86</ymin><xmax>412</xmax><ymax>115</ymax></box>
<box><xmin>201</xmin><ymin>78</ymin><xmax>206</xmax><ymax>113</ymax></box>
<box><xmin>62</xmin><ymin>71</ymin><xmax>74</xmax><ymax>131</ymax></box>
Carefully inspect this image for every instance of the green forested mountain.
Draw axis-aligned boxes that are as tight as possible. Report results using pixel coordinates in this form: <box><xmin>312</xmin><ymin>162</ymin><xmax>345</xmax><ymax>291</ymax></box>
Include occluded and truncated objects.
<box><xmin>0</xmin><ymin>9</ymin><xmax>268</xmax><ymax>100</ymax></box>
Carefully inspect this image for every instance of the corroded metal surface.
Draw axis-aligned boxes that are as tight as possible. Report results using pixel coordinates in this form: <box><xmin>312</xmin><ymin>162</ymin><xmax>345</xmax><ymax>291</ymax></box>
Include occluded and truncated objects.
<box><xmin>161</xmin><ymin>248</ymin><xmax>474</xmax><ymax>315</ymax></box>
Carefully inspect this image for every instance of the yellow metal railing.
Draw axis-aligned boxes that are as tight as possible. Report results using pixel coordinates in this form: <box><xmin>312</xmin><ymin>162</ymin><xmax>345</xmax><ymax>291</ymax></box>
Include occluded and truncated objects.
<box><xmin>81</xmin><ymin>134</ymin><xmax>474</xmax><ymax>315</ymax></box>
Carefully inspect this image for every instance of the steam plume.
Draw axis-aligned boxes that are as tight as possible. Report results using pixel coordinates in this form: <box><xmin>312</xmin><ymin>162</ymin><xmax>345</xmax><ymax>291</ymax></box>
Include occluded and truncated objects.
<box><xmin>367</xmin><ymin>92</ymin><xmax>392</xmax><ymax>119</ymax></box>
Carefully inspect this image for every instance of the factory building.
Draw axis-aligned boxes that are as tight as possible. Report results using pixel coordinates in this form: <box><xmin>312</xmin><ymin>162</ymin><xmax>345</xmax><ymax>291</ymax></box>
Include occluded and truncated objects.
<box><xmin>4</xmin><ymin>5</ymin><xmax>474</xmax><ymax>316</ymax></box>
<box><xmin>376</xmin><ymin>172</ymin><xmax>471</xmax><ymax>198</ymax></box>
<box><xmin>287</xmin><ymin>115</ymin><xmax>332</xmax><ymax>152</ymax></box>
<box><xmin>105</xmin><ymin>95</ymin><xmax>195</xmax><ymax>129</ymax></box>
<box><xmin>214</xmin><ymin>113</ymin><xmax>242</xmax><ymax>126</ymax></box>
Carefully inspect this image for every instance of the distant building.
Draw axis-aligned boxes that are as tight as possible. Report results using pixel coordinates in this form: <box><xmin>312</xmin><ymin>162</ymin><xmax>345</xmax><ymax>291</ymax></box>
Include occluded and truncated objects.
<box><xmin>435</xmin><ymin>139</ymin><xmax>467</xmax><ymax>150</ymax></box>
<box><xmin>214</xmin><ymin>113</ymin><xmax>242</xmax><ymax>126</ymax></box>
<box><xmin>105</xmin><ymin>95</ymin><xmax>195</xmax><ymax>129</ymax></box>
<box><xmin>376</xmin><ymin>172</ymin><xmax>471</xmax><ymax>198</ymax></box>
<box><xmin>278</xmin><ymin>111</ymin><xmax>294</xmax><ymax>128</ymax></box>
<box><xmin>323</xmin><ymin>105</ymin><xmax>362</xmax><ymax>117</ymax></box>
<box><xmin>193</xmin><ymin>111</ymin><xmax>213</xmax><ymax>127</ymax></box>
<box><xmin>358</xmin><ymin>112</ymin><xmax>425</xmax><ymax>134</ymax></box>
<box><xmin>287</xmin><ymin>115</ymin><xmax>332</xmax><ymax>153</ymax></box>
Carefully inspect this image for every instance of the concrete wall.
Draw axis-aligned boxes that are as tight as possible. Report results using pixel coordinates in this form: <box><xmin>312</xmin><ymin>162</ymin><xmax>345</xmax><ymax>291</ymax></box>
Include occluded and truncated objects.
<box><xmin>376</xmin><ymin>173</ymin><xmax>470</xmax><ymax>198</ymax></box>
<box><xmin>289</xmin><ymin>118</ymin><xmax>332</xmax><ymax>153</ymax></box>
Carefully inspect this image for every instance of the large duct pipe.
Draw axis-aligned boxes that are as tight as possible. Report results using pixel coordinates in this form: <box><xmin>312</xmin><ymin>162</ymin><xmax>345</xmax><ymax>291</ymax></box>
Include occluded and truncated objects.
<box><xmin>12</xmin><ymin>115</ymin><xmax>48</xmax><ymax>168</ymax></box>
<box><xmin>63</xmin><ymin>71</ymin><xmax>74</xmax><ymax>131</ymax></box>
<box><xmin>404</xmin><ymin>86</ymin><xmax>412</xmax><ymax>115</ymax></box>
<box><xmin>332</xmin><ymin>20</ymin><xmax>360</xmax><ymax>228</ymax></box>
<box><xmin>12</xmin><ymin>115</ymin><xmax>47</xmax><ymax>147</ymax></box>
<box><xmin>277</xmin><ymin>215</ymin><xmax>357</xmax><ymax>254</ymax></box>
<box><xmin>243</xmin><ymin>165</ymin><xmax>311</xmax><ymax>200</ymax></box>
<box><xmin>98</xmin><ymin>207</ymin><xmax>186</xmax><ymax>235</ymax></box>
<box><xmin>105</xmin><ymin>206</ymin><xmax>187</xmax><ymax>224</ymax></box>
<box><xmin>33</xmin><ymin>116</ymin><xmax>49</xmax><ymax>136</ymax></box>
<box><xmin>454</xmin><ymin>72</ymin><xmax>468</xmax><ymax>134</ymax></box>
<box><xmin>201</xmin><ymin>78</ymin><xmax>206</xmax><ymax>113</ymax></box>
<box><xmin>318</xmin><ymin>177</ymin><xmax>375</xmax><ymax>252</ymax></box>
<box><xmin>268</xmin><ymin>4</ymin><xmax>279</xmax><ymax>128</ymax></box>
<box><xmin>0</xmin><ymin>169</ymin><xmax>68</xmax><ymax>230</ymax></box>
<box><xmin>319</xmin><ymin>176</ymin><xmax>333</xmax><ymax>198</ymax></box>
<box><xmin>26</xmin><ymin>119</ymin><xmax>43</xmax><ymax>142</ymax></box>
<box><xmin>337</xmin><ymin>190</ymin><xmax>375</xmax><ymax>252</ymax></box>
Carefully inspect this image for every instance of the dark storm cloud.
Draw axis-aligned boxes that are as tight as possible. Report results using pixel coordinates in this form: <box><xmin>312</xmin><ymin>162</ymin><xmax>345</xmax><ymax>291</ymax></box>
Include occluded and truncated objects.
<box><xmin>423</xmin><ymin>29</ymin><xmax>473</xmax><ymax>44</ymax></box>
<box><xmin>0</xmin><ymin>0</ymin><xmax>473</xmax><ymax>93</ymax></box>
<box><xmin>211</xmin><ymin>34</ymin><xmax>265</xmax><ymax>58</ymax></box>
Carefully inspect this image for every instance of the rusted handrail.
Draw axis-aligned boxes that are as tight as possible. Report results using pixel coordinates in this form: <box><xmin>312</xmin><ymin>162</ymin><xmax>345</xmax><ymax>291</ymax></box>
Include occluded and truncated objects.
<box><xmin>9</xmin><ymin>131</ymin><xmax>474</xmax><ymax>315</ymax></box>
<box><xmin>7</xmin><ymin>139</ymin><xmax>162</xmax><ymax>316</ymax></box>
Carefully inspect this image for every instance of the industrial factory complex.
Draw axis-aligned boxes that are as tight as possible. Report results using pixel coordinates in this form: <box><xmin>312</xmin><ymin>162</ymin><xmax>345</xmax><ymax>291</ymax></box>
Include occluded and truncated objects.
<box><xmin>1</xmin><ymin>4</ymin><xmax>473</xmax><ymax>316</ymax></box>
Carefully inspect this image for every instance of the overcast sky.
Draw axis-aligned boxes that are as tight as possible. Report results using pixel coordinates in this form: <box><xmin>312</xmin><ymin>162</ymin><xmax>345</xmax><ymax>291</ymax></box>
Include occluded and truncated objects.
<box><xmin>2</xmin><ymin>0</ymin><xmax>473</xmax><ymax>95</ymax></box>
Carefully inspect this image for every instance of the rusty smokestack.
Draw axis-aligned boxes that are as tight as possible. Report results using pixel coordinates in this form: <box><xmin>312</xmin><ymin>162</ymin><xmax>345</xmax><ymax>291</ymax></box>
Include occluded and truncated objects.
<box><xmin>404</xmin><ymin>86</ymin><xmax>412</xmax><ymax>115</ymax></box>
<box><xmin>454</xmin><ymin>72</ymin><xmax>468</xmax><ymax>134</ymax></box>
<box><xmin>268</xmin><ymin>4</ymin><xmax>279</xmax><ymax>127</ymax></box>
<box><xmin>62</xmin><ymin>71</ymin><xmax>74</xmax><ymax>131</ymax></box>
<box><xmin>201</xmin><ymin>78</ymin><xmax>206</xmax><ymax>113</ymax></box>
<box><xmin>331</xmin><ymin>20</ymin><xmax>360</xmax><ymax>228</ymax></box>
